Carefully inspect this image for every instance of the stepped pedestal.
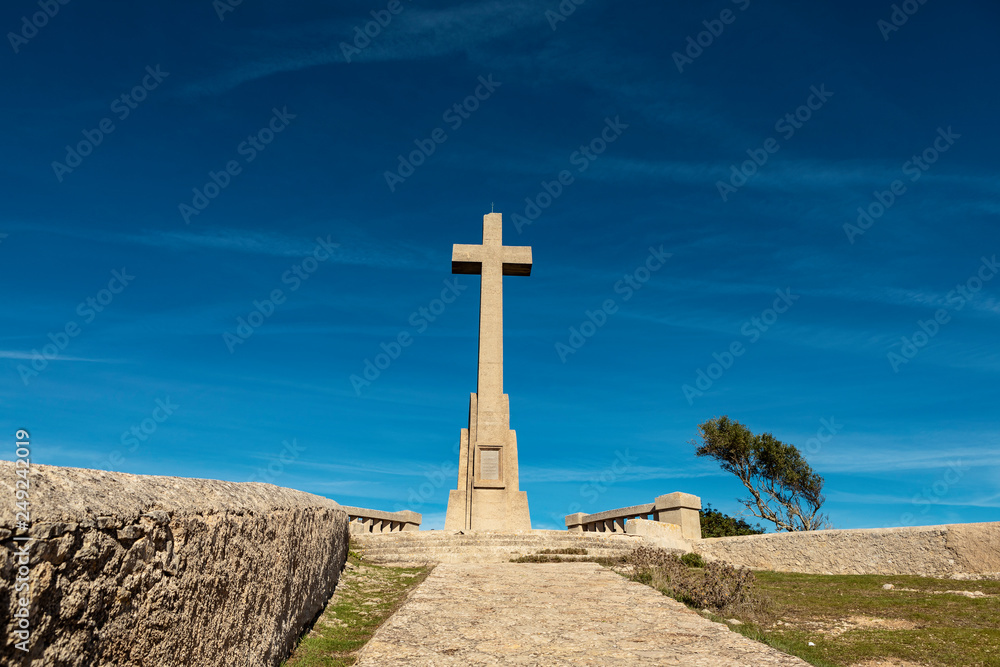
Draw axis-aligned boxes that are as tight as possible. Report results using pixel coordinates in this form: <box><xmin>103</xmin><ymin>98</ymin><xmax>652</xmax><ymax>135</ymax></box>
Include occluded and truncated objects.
<box><xmin>444</xmin><ymin>393</ymin><xmax>530</xmax><ymax>531</ymax></box>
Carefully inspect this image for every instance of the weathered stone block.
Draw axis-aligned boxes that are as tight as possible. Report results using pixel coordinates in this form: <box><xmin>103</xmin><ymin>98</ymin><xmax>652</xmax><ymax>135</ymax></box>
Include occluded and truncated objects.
<box><xmin>654</xmin><ymin>492</ymin><xmax>702</xmax><ymax>540</ymax></box>
<box><xmin>625</xmin><ymin>518</ymin><xmax>692</xmax><ymax>552</ymax></box>
<box><xmin>0</xmin><ymin>462</ymin><xmax>349</xmax><ymax>666</ymax></box>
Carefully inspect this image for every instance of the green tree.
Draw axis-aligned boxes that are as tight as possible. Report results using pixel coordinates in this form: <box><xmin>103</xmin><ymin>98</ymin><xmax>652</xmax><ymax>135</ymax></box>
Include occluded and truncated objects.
<box><xmin>699</xmin><ymin>503</ymin><xmax>765</xmax><ymax>538</ymax></box>
<box><xmin>693</xmin><ymin>416</ymin><xmax>828</xmax><ymax>532</ymax></box>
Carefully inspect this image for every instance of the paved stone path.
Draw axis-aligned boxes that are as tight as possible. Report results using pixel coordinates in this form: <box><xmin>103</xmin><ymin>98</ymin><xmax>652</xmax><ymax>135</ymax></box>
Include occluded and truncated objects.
<box><xmin>355</xmin><ymin>562</ymin><xmax>809</xmax><ymax>666</ymax></box>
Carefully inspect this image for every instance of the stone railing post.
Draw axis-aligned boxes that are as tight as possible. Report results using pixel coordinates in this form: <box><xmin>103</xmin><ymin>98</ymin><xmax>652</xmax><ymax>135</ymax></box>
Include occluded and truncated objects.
<box><xmin>397</xmin><ymin>510</ymin><xmax>421</xmax><ymax>532</ymax></box>
<box><xmin>653</xmin><ymin>492</ymin><xmax>702</xmax><ymax>540</ymax></box>
<box><xmin>565</xmin><ymin>513</ymin><xmax>586</xmax><ymax>532</ymax></box>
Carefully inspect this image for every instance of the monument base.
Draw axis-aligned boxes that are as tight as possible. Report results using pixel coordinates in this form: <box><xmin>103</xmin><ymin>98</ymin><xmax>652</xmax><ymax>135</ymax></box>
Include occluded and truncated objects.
<box><xmin>443</xmin><ymin>392</ymin><xmax>531</xmax><ymax>531</ymax></box>
<box><xmin>445</xmin><ymin>488</ymin><xmax>531</xmax><ymax>532</ymax></box>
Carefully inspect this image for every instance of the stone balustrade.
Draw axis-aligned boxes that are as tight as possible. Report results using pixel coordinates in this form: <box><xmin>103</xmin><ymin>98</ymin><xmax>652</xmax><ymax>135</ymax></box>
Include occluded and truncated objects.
<box><xmin>565</xmin><ymin>492</ymin><xmax>702</xmax><ymax>540</ymax></box>
<box><xmin>344</xmin><ymin>506</ymin><xmax>422</xmax><ymax>533</ymax></box>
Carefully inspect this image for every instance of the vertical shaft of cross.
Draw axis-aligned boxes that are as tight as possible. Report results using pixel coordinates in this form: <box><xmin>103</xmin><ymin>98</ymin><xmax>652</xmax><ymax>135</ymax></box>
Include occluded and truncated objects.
<box><xmin>477</xmin><ymin>213</ymin><xmax>504</xmax><ymax>418</ymax></box>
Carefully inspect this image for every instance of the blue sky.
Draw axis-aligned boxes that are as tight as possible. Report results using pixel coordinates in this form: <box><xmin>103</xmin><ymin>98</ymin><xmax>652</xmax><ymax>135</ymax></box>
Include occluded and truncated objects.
<box><xmin>2</xmin><ymin>0</ymin><xmax>998</xmax><ymax>531</ymax></box>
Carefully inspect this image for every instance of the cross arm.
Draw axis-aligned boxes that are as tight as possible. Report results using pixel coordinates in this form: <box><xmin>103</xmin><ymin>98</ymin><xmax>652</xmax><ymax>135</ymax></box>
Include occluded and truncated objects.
<box><xmin>452</xmin><ymin>244</ymin><xmax>484</xmax><ymax>275</ymax></box>
<box><xmin>501</xmin><ymin>245</ymin><xmax>532</xmax><ymax>276</ymax></box>
<box><xmin>451</xmin><ymin>243</ymin><xmax>532</xmax><ymax>276</ymax></box>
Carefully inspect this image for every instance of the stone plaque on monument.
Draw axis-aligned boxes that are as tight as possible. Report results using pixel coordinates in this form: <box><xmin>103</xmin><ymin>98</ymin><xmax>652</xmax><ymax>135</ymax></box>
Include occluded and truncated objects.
<box><xmin>480</xmin><ymin>449</ymin><xmax>500</xmax><ymax>480</ymax></box>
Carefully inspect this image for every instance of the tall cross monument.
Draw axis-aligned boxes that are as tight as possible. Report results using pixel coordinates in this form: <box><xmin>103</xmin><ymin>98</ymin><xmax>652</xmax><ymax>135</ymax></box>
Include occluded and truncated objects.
<box><xmin>444</xmin><ymin>212</ymin><xmax>532</xmax><ymax>531</ymax></box>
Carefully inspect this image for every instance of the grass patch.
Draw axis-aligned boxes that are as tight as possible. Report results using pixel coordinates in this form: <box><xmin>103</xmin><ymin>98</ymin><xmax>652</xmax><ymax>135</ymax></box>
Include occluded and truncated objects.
<box><xmin>739</xmin><ymin>571</ymin><xmax>1000</xmax><ymax>667</ymax></box>
<box><xmin>612</xmin><ymin>548</ymin><xmax>1000</xmax><ymax>667</ymax></box>
<box><xmin>283</xmin><ymin>546</ymin><xmax>431</xmax><ymax>667</ymax></box>
<box><xmin>539</xmin><ymin>547</ymin><xmax>587</xmax><ymax>555</ymax></box>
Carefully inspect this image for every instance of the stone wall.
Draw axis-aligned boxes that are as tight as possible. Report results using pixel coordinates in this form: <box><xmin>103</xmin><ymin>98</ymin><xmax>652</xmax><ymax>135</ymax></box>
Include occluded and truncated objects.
<box><xmin>695</xmin><ymin>522</ymin><xmax>1000</xmax><ymax>578</ymax></box>
<box><xmin>1</xmin><ymin>463</ymin><xmax>350</xmax><ymax>666</ymax></box>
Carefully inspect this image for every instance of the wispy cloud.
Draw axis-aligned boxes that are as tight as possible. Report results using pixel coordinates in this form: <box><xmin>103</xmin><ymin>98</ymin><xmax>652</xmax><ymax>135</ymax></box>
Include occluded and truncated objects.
<box><xmin>126</xmin><ymin>228</ymin><xmax>438</xmax><ymax>270</ymax></box>
<box><xmin>519</xmin><ymin>465</ymin><xmax>723</xmax><ymax>484</ymax></box>
<box><xmin>594</xmin><ymin>156</ymin><xmax>1000</xmax><ymax>196</ymax></box>
<box><xmin>828</xmin><ymin>490</ymin><xmax>1000</xmax><ymax>510</ymax></box>
<box><xmin>0</xmin><ymin>351</ymin><xmax>114</xmax><ymax>363</ymax></box>
<box><xmin>5</xmin><ymin>222</ymin><xmax>439</xmax><ymax>271</ymax></box>
<box><xmin>815</xmin><ymin>446</ymin><xmax>1000</xmax><ymax>474</ymax></box>
<box><xmin>294</xmin><ymin>458</ymin><xmax>453</xmax><ymax>478</ymax></box>
<box><xmin>180</xmin><ymin>1</ymin><xmax>550</xmax><ymax>97</ymax></box>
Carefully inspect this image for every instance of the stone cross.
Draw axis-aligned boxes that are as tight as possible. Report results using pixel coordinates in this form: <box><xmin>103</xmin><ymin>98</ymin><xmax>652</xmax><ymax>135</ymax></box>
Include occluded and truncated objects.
<box><xmin>451</xmin><ymin>213</ymin><xmax>531</xmax><ymax>417</ymax></box>
<box><xmin>445</xmin><ymin>212</ymin><xmax>533</xmax><ymax>531</ymax></box>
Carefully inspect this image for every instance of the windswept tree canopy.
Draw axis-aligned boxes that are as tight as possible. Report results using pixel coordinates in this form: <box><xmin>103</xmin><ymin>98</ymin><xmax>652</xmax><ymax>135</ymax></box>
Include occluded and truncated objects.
<box><xmin>694</xmin><ymin>416</ymin><xmax>828</xmax><ymax>532</ymax></box>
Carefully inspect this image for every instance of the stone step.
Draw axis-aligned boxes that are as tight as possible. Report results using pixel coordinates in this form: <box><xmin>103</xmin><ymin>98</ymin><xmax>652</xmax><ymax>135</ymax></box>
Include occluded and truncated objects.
<box><xmin>350</xmin><ymin>530</ymin><xmax>644</xmax><ymax>564</ymax></box>
<box><xmin>354</xmin><ymin>544</ymin><xmax>638</xmax><ymax>556</ymax></box>
<box><xmin>351</xmin><ymin>534</ymin><xmax>636</xmax><ymax>544</ymax></box>
<box><xmin>351</xmin><ymin>531</ymin><xmax>635</xmax><ymax>543</ymax></box>
<box><xmin>354</xmin><ymin>539</ymin><xmax>636</xmax><ymax>550</ymax></box>
<box><xmin>354</xmin><ymin>538</ymin><xmax>641</xmax><ymax>550</ymax></box>
<box><xmin>356</xmin><ymin>546</ymin><xmax>634</xmax><ymax>557</ymax></box>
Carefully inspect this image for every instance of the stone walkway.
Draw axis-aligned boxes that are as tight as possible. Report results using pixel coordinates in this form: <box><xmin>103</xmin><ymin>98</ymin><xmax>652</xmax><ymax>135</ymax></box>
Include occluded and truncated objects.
<box><xmin>354</xmin><ymin>562</ymin><xmax>809</xmax><ymax>666</ymax></box>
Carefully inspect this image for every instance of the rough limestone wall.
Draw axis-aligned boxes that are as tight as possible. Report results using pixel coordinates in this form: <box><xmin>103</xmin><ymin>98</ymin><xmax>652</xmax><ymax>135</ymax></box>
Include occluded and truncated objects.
<box><xmin>0</xmin><ymin>463</ymin><xmax>349</xmax><ymax>666</ymax></box>
<box><xmin>694</xmin><ymin>522</ymin><xmax>1000</xmax><ymax>578</ymax></box>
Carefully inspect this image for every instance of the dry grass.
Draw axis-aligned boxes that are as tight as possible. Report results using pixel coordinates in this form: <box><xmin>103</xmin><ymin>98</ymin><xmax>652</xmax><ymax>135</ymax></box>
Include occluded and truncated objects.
<box><xmin>617</xmin><ymin>546</ymin><xmax>770</xmax><ymax>623</ymax></box>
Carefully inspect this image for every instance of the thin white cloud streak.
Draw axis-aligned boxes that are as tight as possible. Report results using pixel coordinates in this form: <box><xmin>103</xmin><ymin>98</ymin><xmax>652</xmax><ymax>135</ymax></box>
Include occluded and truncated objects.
<box><xmin>5</xmin><ymin>222</ymin><xmax>439</xmax><ymax>271</ymax></box>
<box><xmin>295</xmin><ymin>459</ymin><xmax>455</xmax><ymax>478</ymax></box>
<box><xmin>519</xmin><ymin>466</ymin><xmax>723</xmax><ymax>484</ymax></box>
<box><xmin>814</xmin><ymin>446</ymin><xmax>1000</xmax><ymax>474</ymax></box>
<box><xmin>590</xmin><ymin>156</ymin><xmax>1000</xmax><ymax>197</ymax></box>
<box><xmin>180</xmin><ymin>1</ymin><xmax>550</xmax><ymax>97</ymax></box>
<box><xmin>0</xmin><ymin>351</ymin><xmax>113</xmax><ymax>362</ymax></box>
<box><xmin>828</xmin><ymin>490</ymin><xmax>1000</xmax><ymax>509</ymax></box>
<box><xmin>125</xmin><ymin>228</ymin><xmax>438</xmax><ymax>271</ymax></box>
